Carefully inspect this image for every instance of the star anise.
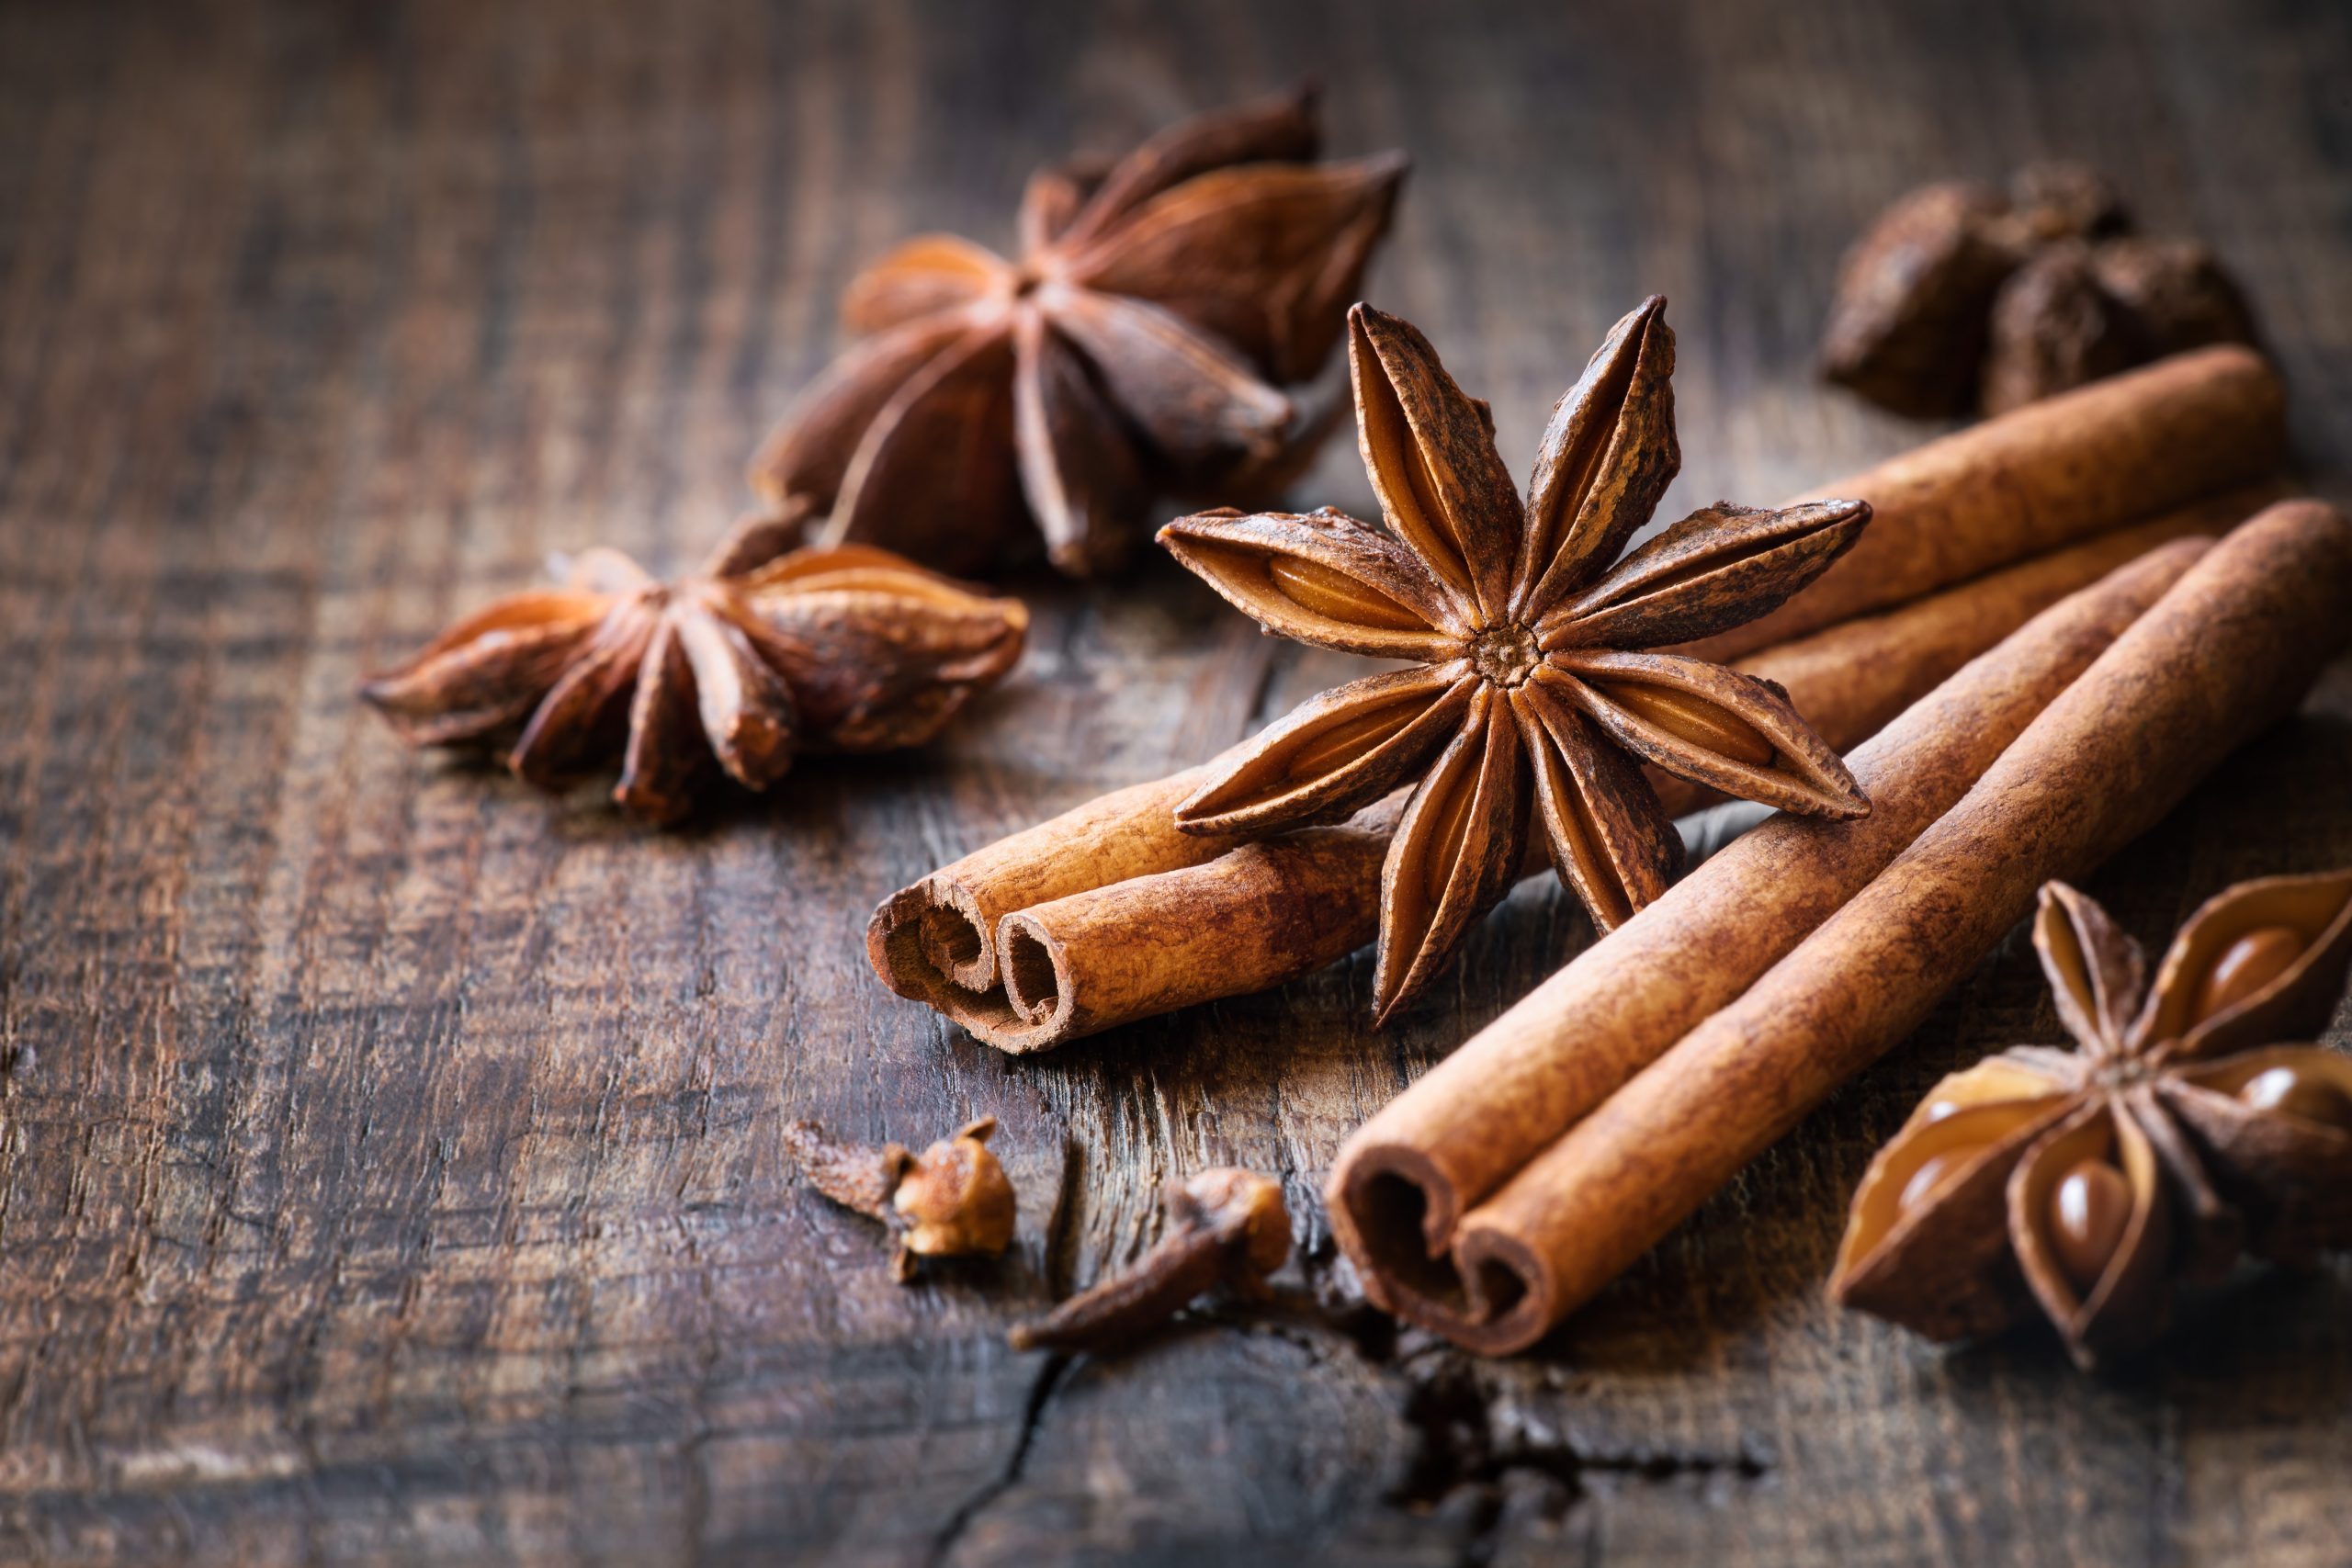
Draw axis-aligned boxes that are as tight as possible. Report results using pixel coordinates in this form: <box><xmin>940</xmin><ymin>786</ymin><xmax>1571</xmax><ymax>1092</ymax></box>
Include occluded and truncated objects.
<box><xmin>1830</xmin><ymin>871</ymin><xmax>2352</xmax><ymax>1370</ymax></box>
<box><xmin>1158</xmin><ymin>299</ymin><xmax>1873</xmax><ymax>1020</ymax></box>
<box><xmin>361</xmin><ymin>513</ymin><xmax>1027</xmax><ymax>825</ymax></box>
<box><xmin>747</xmin><ymin>86</ymin><xmax>1407</xmax><ymax>578</ymax></box>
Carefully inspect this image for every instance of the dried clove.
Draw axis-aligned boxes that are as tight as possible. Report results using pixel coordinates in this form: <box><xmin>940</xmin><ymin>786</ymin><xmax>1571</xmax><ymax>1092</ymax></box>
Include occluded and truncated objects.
<box><xmin>1008</xmin><ymin>1168</ymin><xmax>1290</xmax><ymax>1353</ymax></box>
<box><xmin>786</xmin><ymin>1115</ymin><xmax>1016</xmax><ymax>1282</ymax></box>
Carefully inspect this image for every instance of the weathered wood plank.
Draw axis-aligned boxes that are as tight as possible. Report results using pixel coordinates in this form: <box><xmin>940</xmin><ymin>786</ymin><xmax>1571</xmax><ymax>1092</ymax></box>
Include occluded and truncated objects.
<box><xmin>0</xmin><ymin>2</ymin><xmax>2346</xmax><ymax>1564</ymax></box>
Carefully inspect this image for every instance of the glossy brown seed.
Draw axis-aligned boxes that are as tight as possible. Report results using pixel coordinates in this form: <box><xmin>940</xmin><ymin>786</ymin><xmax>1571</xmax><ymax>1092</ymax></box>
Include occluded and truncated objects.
<box><xmin>1268</xmin><ymin>556</ymin><xmax>1428</xmax><ymax>630</ymax></box>
<box><xmin>1283</xmin><ymin>697</ymin><xmax>1432</xmax><ymax>781</ymax></box>
<box><xmin>2191</xmin><ymin>924</ymin><xmax>2306</xmax><ymax>1023</ymax></box>
<box><xmin>1522</xmin><ymin>727</ymin><xmax>1624</xmax><ymax>925</ymax></box>
<box><xmin>1602</xmin><ymin>682</ymin><xmax>1776</xmax><ymax>767</ymax></box>
<box><xmin>2050</xmin><ymin>1156</ymin><xmax>2133</xmax><ymax>1293</ymax></box>
<box><xmin>1896</xmin><ymin>1148</ymin><xmax>1973</xmax><ymax>1213</ymax></box>
<box><xmin>1419</xmin><ymin>755</ymin><xmax>1482</xmax><ymax>902</ymax></box>
<box><xmin>2239</xmin><ymin>1066</ymin><xmax>2352</xmax><ymax>1133</ymax></box>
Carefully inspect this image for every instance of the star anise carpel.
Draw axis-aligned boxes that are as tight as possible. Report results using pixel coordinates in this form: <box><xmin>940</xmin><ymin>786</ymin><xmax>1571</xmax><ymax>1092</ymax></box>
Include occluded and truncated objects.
<box><xmin>1159</xmin><ymin>299</ymin><xmax>1873</xmax><ymax>1021</ymax></box>
<box><xmin>748</xmin><ymin>85</ymin><xmax>1407</xmax><ymax>578</ymax></box>
<box><xmin>361</xmin><ymin>511</ymin><xmax>1027</xmax><ymax>825</ymax></box>
<box><xmin>1830</xmin><ymin>871</ymin><xmax>2352</xmax><ymax>1370</ymax></box>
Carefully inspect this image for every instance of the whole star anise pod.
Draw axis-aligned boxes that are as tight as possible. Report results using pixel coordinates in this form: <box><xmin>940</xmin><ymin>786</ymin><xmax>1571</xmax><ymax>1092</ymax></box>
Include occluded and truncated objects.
<box><xmin>1159</xmin><ymin>299</ymin><xmax>1873</xmax><ymax>1020</ymax></box>
<box><xmin>1819</xmin><ymin>161</ymin><xmax>2256</xmax><ymax>418</ymax></box>
<box><xmin>361</xmin><ymin>514</ymin><xmax>1027</xmax><ymax>825</ymax></box>
<box><xmin>1830</xmin><ymin>871</ymin><xmax>2352</xmax><ymax>1371</ymax></box>
<box><xmin>748</xmin><ymin>86</ymin><xmax>1407</xmax><ymax>578</ymax></box>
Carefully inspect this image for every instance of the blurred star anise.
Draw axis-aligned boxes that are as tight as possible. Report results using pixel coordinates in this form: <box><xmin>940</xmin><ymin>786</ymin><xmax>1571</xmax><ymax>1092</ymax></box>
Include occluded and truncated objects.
<box><xmin>1830</xmin><ymin>871</ymin><xmax>2352</xmax><ymax>1370</ymax></box>
<box><xmin>1159</xmin><ymin>299</ymin><xmax>1873</xmax><ymax>1021</ymax></box>
<box><xmin>362</xmin><ymin>513</ymin><xmax>1027</xmax><ymax>825</ymax></box>
<box><xmin>748</xmin><ymin>86</ymin><xmax>1407</xmax><ymax>577</ymax></box>
<box><xmin>1819</xmin><ymin>162</ymin><xmax>2257</xmax><ymax>418</ymax></box>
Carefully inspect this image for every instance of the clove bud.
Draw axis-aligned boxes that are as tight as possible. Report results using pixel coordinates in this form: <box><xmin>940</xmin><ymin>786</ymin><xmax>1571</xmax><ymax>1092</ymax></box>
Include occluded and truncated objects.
<box><xmin>786</xmin><ymin>1115</ymin><xmax>1016</xmax><ymax>1282</ymax></box>
<box><xmin>1008</xmin><ymin>1168</ymin><xmax>1290</xmax><ymax>1353</ymax></box>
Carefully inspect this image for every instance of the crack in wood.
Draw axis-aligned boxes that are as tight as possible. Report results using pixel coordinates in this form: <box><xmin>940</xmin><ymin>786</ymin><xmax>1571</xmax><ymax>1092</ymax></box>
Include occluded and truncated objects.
<box><xmin>922</xmin><ymin>1352</ymin><xmax>1070</xmax><ymax>1568</ymax></box>
<box><xmin>1387</xmin><ymin>1356</ymin><xmax>1772</xmax><ymax>1553</ymax></box>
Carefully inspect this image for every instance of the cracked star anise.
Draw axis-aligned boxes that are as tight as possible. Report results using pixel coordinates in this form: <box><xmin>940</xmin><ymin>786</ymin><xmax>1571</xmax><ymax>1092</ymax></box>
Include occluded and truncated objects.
<box><xmin>361</xmin><ymin>513</ymin><xmax>1027</xmax><ymax>825</ymax></box>
<box><xmin>1830</xmin><ymin>871</ymin><xmax>2352</xmax><ymax>1371</ymax></box>
<box><xmin>1158</xmin><ymin>299</ymin><xmax>1873</xmax><ymax>1021</ymax></box>
<box><xmin>747</xmin><ymin>85</ymin><xmax>1407</xmax><ymax>578</ymax></box>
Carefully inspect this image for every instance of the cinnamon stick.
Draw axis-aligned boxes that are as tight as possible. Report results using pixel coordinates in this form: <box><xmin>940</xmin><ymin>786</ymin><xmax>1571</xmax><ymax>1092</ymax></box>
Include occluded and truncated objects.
<box><xmin>1678</xmin><ymin>344</ymin><xmax>2284</xmax><ymax>663</ymax></box>
<box><xmin>892</xmin><ymin>799</ymin><xmax>1405</xmax><ymax>1052</ymax></box>
<box><xmin>1341</xmin><ymin>500</ymin><xmax>2352</xmax><ymax>1355</ymax></box>
<box><xmin>866</xmin><ymin>752</ymin><xmax>1248</xmax><ymax>997</ymax></box>
<box><xmin>874</xmin><ymin>487</ymin><xmax>2263</xmax><ymax>1051</ymax></box>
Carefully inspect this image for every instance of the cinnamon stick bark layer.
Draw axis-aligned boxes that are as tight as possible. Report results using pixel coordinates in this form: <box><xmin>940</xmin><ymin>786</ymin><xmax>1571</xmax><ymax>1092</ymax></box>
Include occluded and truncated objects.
<box><xmin>867</xmin><ymin>753</ymin><xmax>1241</xmax><ymax>997</ymax></box>
<box><xmin>1679</xmin><ymin>344</ymin><xmax>2284</xmax><ymax>663</ymax></box>
<box><xmin>872</xmin><ymin>491</ymin><xmax>2272</xmax><ymax>1052</ymax></box>
<box><xmin>1326</xmin><ymin>537</ymin><xmax>2210</xmax><ymax>1325</ymax></box>
<box><xmin>1360</xmin><ymin>500</ymin><xmax>2352</xmax><ymax>1355</ymax></box>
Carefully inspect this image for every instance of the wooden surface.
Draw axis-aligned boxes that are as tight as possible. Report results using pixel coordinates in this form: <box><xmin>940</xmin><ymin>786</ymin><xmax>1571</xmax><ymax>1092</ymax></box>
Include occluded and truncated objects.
<box><xmin>3</xmin><ymin>2</ymin><xmax>2349</xmax><ymax>1563</ymax></box>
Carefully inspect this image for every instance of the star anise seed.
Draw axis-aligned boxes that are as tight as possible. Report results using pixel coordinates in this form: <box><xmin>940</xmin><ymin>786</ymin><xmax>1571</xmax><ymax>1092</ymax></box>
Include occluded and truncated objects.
<box><xmin>747</xmin><ymin>86</ymin><xmax>1407</xmax><ymax>578</ymax></box>
<box><xmin>1829</xmin><ymin>870</ymin><xmax>2352</xmax><ymax>1371</ymax></box>
<box><xmin>363</xmin><ymin>512</ymin><xmax>1027</xmax><ymax>825</ymax></box>
<box><xmin>1159</xmin><ymin>299</ymin><xmax>1873</xmax><ymax>1021</ymax></box>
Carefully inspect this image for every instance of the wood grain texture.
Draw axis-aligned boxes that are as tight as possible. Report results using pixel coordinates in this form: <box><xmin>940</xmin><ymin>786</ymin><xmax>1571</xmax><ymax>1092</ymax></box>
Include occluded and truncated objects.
<box><xmin>0</xmin><ymin>1</ymin><xmax>2346</xmax><ymax>1564</ymax></box>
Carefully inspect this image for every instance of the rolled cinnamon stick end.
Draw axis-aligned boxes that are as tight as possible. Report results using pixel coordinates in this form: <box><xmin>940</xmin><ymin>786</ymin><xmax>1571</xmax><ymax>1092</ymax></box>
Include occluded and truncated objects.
<box><xmin>1650</xmin><ymin>481</ymin><xmax>2279</xmax><ymax>816</ymax></box>
<box><xmin>1444</xmin><ymin>500</ymin><xmax>2352</xmax><ymax>1354</ymax></box>
<box><xmin>1679</xmin><ymin>344</ymin><xmax>2285</xmax><ymax>663</ymax></box>
<box><xmin>957</xmin><ymin>798</ymin><xmax>1547</xmax><ymax>1053</ymax></box>
<box><xmin>1328</xmin><ymin>537</ymin><xmax>2211</xmax><ymax>1332</ymax></box>
<box><xmin>992</xmin><ymin>808</ymin><xmax>1400</xmax><ymax>1051</ymax></box>
<box><xmin>867</xmin><ymin>756</ymin><xmax>1246</xmax><ymax>1000</ymax></box>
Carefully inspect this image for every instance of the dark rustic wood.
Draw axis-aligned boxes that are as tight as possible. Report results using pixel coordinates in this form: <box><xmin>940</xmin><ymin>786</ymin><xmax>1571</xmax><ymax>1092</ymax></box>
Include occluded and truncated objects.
<box><xmin>2</xmin><ymin>2</ymin><xmax>2347</xmax><ymax>1563</ymax></box>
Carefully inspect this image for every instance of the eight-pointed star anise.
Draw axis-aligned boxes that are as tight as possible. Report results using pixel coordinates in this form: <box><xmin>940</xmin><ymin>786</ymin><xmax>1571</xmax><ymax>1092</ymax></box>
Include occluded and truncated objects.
<box><xmin>361</xmin><ymin>516</ymin><xmax>1026</xmax><ymax>825</ymax></box>
<box><xmin>747</xmin><ymin>86</ymin><xmax>1406</xmax><ymax>578</ymax></box>
<box><xmin>1830</xmin><ymin>872</ymin><xmax>2352</xmax><ymax>1371</ymax></box>
<box><xmin>1159</xmin><ymin>299</ymin><xmax>1874</xmax><ymax>1021</ymax></box>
